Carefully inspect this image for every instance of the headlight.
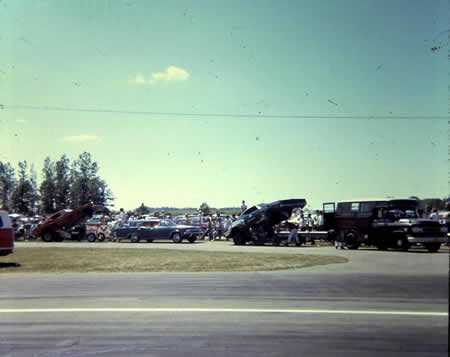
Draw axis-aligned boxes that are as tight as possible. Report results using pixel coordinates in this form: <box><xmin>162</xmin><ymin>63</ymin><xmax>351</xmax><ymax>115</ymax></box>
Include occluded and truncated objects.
<box><xmin>411</xmin><ymin>227</ymin><xmax>423</xmax><ymax>233</ymax></box>
<box><xmin>440</xmin><ymin>226</ymin><xmax>448</xmax><ymax>233</ymax></box>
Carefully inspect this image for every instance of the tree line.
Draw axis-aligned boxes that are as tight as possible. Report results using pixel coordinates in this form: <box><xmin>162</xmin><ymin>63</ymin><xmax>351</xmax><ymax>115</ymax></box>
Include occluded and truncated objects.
<box><xmin>131</xmin><ymin>202</ymin><xmax>241</xmax><ymax>217</ymax></box>
<box><xmin>0</xmin><ymin>152</ymin><xmax>112</xmax><ymax>215</ymax></box>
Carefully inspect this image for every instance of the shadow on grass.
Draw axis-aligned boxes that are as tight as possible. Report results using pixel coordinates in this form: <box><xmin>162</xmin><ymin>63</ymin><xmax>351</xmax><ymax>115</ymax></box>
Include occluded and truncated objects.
<box><xmin>0</xmin><ymin>262</ymin><xmax>21</xmax><ymax>269</ymax></box>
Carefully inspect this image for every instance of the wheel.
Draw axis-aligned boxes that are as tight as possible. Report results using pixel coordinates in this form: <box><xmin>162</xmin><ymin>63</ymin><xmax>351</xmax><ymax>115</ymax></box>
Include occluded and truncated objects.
<box><xmin>233</xmin><ymin>236</ymin><xmax>245</xmax><ymax>246</ymax></box>
<box><xmin>396</xmin><ymin>237</ymin><xmax>409</xmax><ymax>251</ymax></box>
<box><xmin>172</xmin><ymin>232</ymin><xmax>182</xmax><ymax>243</ymax></box>
<box><xmin>187</xmin><ymin>237</ymin><xmax>196</xmax><ymax>243</ymax></box>
<box><xmin>130</xmin><ymin>233</ymin><xmax>139</xmax><ymax>243</ymax></box>
<box><xmin>87</xmin><ymin>233</ymin><xmax>97</xmax><ymax>243</ymax></box>
<box><xmin>42</xmin><ymin>231</ymin><xmax>54</xmax><ymax>242</ymax></box>
<box><xmin>344</xmin><ymin>231</ymin><xmax>360</xmax><ymax>250</ymax></box>
<box><xmin>425</xmin><ymin>243</ymin><xmax>440</xmax><ymax>253</ymax></box>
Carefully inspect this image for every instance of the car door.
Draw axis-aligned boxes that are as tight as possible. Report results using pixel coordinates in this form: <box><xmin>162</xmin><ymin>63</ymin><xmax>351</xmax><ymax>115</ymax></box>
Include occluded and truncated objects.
<box><xmin>153</xmin><ymin>220</ymin><xmax>174</xmax><ymax>240</ymax></box>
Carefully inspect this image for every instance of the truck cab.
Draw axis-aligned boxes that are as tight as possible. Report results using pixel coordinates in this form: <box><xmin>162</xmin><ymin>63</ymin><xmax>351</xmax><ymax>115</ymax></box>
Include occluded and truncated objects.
<box><xmin>324</xmin><ymin>199</ymin><xmax>447</xmax><ymax>252</ymax></box>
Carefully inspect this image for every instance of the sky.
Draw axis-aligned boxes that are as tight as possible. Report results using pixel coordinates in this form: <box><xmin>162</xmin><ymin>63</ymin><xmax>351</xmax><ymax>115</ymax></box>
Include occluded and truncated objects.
<box><xmin>0</xmin><ymin>0</ymin><xmax>448</xmax><ymax>210</ymax></box>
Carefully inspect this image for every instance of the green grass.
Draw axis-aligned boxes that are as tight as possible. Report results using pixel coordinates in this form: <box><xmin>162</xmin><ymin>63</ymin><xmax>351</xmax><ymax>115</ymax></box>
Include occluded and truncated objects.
<box><xmin>0</xmin><ymin>247</ymin><xmax>347</xmax><ymax>273</ymax></box>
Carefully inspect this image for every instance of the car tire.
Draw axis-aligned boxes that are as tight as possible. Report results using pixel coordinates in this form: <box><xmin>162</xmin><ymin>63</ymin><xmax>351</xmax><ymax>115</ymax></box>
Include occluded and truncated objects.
<box><xmin>42</xmin><ymin>231</ymin><xmax>54</xmax><ymax>242</ymax></box>
<box><xmin>396</xmin><ymin>237</ymin><xmax>409</xmax><ymax>251</ymax></box>
<box><xmin>172</xmin><ymin>232</ymin><xmax>182</xmax><ymax>243</ymax></box>
<box><xmin>233</xmin><ymin>236</ymin><xmax>245</xmax><ymax>246</ymax></box>
<box><xmin>425</xmin><ymin>243</ymin><xmax>440</xmax><ymax>253</ymax></box>
<box><xmin>87</xmin><ymin>233</ymin><xmax>97</xmax><ymax>243</ymax></box>
<box><xmin>344</xmin><ymin>231</ymin><xmax>360</xmax><ymax>250</ymax></box>
<box><xmin>130</xmin><ymin>233</ymin><xmax>139</xmax><ymax>243</ymax></box>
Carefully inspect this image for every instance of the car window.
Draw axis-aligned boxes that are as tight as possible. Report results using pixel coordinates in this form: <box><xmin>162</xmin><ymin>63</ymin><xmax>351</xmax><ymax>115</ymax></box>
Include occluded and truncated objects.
<box><xmin>323</xmin><ymin>203</ymin><xmax>335</xmax><ymax>213</ymax></box>
<box><xmin>336</xmin><ymin>203</ymin><xmax>351</xmax><ymax>215</ymax></box>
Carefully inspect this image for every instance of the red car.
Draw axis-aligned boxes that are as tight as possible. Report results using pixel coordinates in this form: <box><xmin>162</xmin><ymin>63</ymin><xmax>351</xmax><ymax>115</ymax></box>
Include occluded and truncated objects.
<box><xmin>0</xmin><ymin>210</ymin><xmax>15</xmax><ymax>256</ymax></box>
<box><xmin>32</xmin><ymin>203</ymin><xmax>107</xmax><ymax>242</ymax></box>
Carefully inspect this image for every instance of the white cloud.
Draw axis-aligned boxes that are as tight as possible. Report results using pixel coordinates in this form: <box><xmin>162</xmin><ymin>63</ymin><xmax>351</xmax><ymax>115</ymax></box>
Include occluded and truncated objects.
<box><xmin>63</xmin><ymin>134</ymin><xmax>100</xmax><ymax>143</ymax></box>
<box><xmin>150</xmin><ymin>66</ymin><xmax>190</xmax><ymax>83</ymax></box>
<box><xmin>130</xmin><ymin>66</ymin><xmax>190</xmax><ymax>86</ymax></box>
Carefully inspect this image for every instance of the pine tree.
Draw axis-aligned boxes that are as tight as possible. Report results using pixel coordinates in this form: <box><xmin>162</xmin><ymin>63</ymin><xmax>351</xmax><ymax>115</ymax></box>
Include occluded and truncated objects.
<box><xmin>29</xmin><ymin>164</ymin><xmax>40</xmax><ymax>214</ymax></box>
<box><xmin>70</xmin><ymin>152</ymin><xmax>112</xmax><ymax>207</ymax></box>
<box><xmin>54</xmin><ymin>155</ymin><xmax>71</xmax><ymax>210</ymax></box>
<box><xmin>11</xmin><ymin>161</ymin><xmax>34</xmax><ymax>215</ymax></box>
<box><xmin>40</xmin><ymin>157</ymin><xmax>56</xmax><ymax>214</ymax></box>
<box><xmin>0</xmin><ymin>161</ymin><xmax>16</xmax><ymax>210</ymax></box>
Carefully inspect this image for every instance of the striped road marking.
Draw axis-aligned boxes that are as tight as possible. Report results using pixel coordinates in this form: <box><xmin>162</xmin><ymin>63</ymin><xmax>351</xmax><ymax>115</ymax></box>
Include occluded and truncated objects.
<box><xmin>0</xmin><ymin>308</ymin><xmax>447</xmax><ymax>317</ymax></box>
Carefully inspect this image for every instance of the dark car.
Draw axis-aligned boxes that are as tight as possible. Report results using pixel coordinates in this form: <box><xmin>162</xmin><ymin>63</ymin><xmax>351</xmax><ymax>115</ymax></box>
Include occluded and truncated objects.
<box><xmin>325</xmin><ymin>199</ymin><xmax>447</xmax><ymax>252</ymax></box>
<box><xmin>226</xmin><ymin>199</ymin><xmax>307</xmax><ymax>245</ymax></box>
<box><xmin>113</xmin><ymin>219</ymin><xmax>160</xmax><ymax>241</ymax></box>
<box><xmin>131</xmin><ymin>219</ymin><xmax>203</xmax><ymax>243</ymax></box>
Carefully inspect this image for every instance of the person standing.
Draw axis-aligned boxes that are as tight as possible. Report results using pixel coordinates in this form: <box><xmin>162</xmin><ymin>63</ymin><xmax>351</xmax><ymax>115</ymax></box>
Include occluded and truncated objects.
<box><xmin>298</xmin><ymin>213</ymin><xmax>305</xmax><ymax>231</ymax></box>
<box><xmin>240</xmin><ymin>200</ymin><xmax>247</xmax><ymax>214</ymax></box>
<box><xmin>287</xmin><ymin>223</ymin><xmax>298</xmax><ymax>247</ymax></box>
<box><xmin>215</xmin><ymin>213</ymin><xmax>224</xmax><ymax>240</ymax></box>
<box><xmin>206</xmin><ymin>215</ymin><xmax>214</xmax><ymax>241</ymax></box>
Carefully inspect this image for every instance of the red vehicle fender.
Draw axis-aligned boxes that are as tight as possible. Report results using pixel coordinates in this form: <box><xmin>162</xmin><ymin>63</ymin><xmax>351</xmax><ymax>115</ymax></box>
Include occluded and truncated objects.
<box><xmin>0</xmin><ymin>211</ymin><xmax>15</xmax><ymax>256</ymax></box>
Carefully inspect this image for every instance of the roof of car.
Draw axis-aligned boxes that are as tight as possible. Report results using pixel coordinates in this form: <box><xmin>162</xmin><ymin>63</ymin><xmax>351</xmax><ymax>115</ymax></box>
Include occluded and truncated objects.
<box><xmin>336</xmin><ymin>198</ymin><xmax>416</xmax><ymax>204</ymax></box>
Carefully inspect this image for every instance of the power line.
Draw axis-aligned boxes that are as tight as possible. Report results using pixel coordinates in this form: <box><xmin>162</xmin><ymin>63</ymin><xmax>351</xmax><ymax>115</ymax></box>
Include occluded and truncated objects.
<box><xmin>0</xmin><ymin>104</ymin><xmax>447</xmax><ymax>120</ymax></box>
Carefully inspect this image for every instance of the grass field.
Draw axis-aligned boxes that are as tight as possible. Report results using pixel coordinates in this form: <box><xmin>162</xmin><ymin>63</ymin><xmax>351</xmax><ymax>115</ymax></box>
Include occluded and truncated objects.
<box><xmin>0</xmin><ymin>247</ymin><xmax>347</xmax><ymax>273</ymax></box>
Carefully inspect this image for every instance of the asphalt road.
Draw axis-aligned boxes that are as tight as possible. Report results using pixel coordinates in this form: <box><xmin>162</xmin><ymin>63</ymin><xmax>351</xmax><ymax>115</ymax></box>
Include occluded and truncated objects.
<box><xmin>1</xmin><ymin>243</ymin><xmax>448</xmax><ymax>356</ymax></box>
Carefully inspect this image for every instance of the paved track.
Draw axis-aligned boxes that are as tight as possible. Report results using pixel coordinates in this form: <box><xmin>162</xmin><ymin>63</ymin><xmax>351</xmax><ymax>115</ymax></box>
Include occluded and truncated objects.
<box><xmin>1</xmin><ymin>243</ymin><xmax>448</xmax><ymax>356</ymax></box>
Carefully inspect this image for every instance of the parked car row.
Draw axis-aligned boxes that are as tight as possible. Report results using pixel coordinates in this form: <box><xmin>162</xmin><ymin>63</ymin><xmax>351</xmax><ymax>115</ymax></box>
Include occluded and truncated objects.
<box><xmin>4</xmin><ymin>197</ymin><xmax>448</xmax><ymax>253</ymax></box>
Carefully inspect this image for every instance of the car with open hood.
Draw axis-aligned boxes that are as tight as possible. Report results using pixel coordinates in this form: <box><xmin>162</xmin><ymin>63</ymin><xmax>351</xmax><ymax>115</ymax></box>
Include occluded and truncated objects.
<box><xmin>226</xmin><ymin>199</ymin><xmax>307</xmax><ymax>245</ymax></box>
<box><xmin>32</xmin><ymin>203</ymin><xmax>108</xmax><ymax>242</ymax></box>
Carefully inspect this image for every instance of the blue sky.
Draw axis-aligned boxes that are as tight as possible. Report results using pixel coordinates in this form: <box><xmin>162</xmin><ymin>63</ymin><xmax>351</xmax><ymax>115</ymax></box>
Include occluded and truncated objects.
<box><xmin>0</xmin><ymin>0</ymin><xmax>447</xmax><ymax>209</ymax></box>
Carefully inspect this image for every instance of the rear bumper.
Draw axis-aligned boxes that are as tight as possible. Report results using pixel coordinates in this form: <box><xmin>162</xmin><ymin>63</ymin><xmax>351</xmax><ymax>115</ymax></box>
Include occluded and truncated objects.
<box><xmin>0</xmin><ymin>247</ymin><xmax>14</xmax><ymax>256</ymax></box>
<box><xmin>407</xmin><ymin>236</ymin><xmax>446</xmax><ymax>244</ymax></box>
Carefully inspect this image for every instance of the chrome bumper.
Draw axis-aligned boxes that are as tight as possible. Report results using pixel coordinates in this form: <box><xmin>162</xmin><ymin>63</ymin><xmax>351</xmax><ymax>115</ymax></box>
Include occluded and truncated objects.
<box><xmin>407</xmin><ymin>236</ymin><xmax>446</xmax><ymax>244</ymax></box>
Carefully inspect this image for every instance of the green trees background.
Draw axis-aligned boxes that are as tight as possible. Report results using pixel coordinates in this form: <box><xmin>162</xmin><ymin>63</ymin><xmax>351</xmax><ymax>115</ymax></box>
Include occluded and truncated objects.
<box><xmin>0</xmin><ymin>152</ymin><xmax>112</xmax><ymax>215</ymax></box>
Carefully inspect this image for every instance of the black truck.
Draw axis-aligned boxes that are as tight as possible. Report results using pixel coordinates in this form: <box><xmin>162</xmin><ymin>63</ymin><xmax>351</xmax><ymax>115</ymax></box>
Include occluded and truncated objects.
<box><xmin>323</xmin><ymin>198</ymin><xmax>447</xmax><ymax>252</ymax></box>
